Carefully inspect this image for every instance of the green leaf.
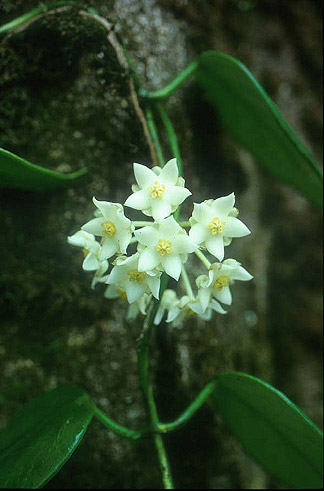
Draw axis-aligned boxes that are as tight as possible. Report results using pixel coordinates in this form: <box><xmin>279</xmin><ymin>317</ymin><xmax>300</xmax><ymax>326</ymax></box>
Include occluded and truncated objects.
<box><xmin>214</xmin><ymin>371</ymin><xmax>323</xmax><ymax>489</ymax></box>
<box><xmin>0</xmin><ymin>147</ymin><xmax>87</xmax><ymax>191</ymax></box>
<box><xmin>196</xmin><ymin>51</ymin><xmax>323</xmax><ymax>208</ymax></box>
<box><xmin>0</xmin><ymin>384</ymin><xmax>95</xmax><ymax>489</ymax></box>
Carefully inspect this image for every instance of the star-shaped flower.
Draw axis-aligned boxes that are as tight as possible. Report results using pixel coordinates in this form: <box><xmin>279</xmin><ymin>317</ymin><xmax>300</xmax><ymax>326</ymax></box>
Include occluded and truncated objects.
<box><xmin>196</xmin><ymin>259</ymin><xmax>253</xmax><ymax>312</ymax></box>
<box><xmin>67</xmin><ymin>230</ymin><xmax>102</xmax><ymax>271</ymax></box>
<box><xmin>189</xmin><ymin>193</ymin><xmax>250</xmax><ymax>261</ymax></box>
<box><xmin>135</xmin><ymin>216</ymin><xmax>197</xmax><ymax>281</ymax></box>
<box><xmin>81</xmin><ymin>198</ymin><xmax>134</xmax><ymax>261</ymax></box>
<box><xmin>105</xmin><ymin>253</ymin><xmax>161</xmax><ymax>304</ymax></box>
<box><xmin>124</xmin><ymin>158</ymin><xmax>191</xmax><ymax>221</ymax></box>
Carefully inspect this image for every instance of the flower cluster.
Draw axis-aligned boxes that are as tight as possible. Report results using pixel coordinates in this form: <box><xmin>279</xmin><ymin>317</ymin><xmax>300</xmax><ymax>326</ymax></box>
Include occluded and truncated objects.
<box><xmin>68</xmin><ymin>158</ymin><xmax>252</xmax><ymax>326</ymax></box>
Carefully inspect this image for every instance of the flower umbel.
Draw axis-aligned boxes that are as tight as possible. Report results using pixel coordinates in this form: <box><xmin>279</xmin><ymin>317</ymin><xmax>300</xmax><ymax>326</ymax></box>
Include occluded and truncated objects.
<box><xmin>68</xmin><ymin>158</ymin><xmax>252</xmax><ymax>325</ymax></box>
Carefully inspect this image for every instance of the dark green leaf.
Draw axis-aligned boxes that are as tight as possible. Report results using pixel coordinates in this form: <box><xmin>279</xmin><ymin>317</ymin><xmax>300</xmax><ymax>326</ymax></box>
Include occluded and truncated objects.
<box><xmin>0</xmin><ymin>147</ymin><xmax>87</xmax><ymax>191</ymax></box>
<box><xmin>0</xmin><ymin>384</ymin><xmax>94</xmax><ymax>489</ymax></box>
<box><xmin>196</xmin><ymin>51</ymin><xmax>323</xmax><ymax>208</ymax></box>
<box><xmin>214</xmin><ymin>371</ymin><xmax>323</xmax><ymax>489</ymax></box>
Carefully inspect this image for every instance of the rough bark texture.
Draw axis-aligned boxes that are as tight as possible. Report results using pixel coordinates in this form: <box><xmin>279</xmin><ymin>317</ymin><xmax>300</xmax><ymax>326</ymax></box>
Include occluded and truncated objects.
<box><xmin>0</xmin><ymin>0</ymin><xmax>322</xmax><ymax>488</ymax></box>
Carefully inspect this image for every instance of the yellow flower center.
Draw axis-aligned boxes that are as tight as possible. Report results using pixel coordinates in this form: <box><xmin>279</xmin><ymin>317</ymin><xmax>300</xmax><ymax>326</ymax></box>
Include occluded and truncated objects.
<box><xmin>214</xmin><ymin>275</ymin><xmax>230</xmax><ymax>291</ymax></box>
<box><xmin>155</xmin><ymin>239</ymin><xmax>172</xmax><ymax>256</ymax></box>
<box><xmin>101</xmin><ymin>221</ymin><xmax>117</xmax><ymax>238</ymax></box>
<box><xmin>117</xmin><ymin>288</ymin><xmax>127</xmax><ymax>300</ymax></box>
<box><xmin>148</xmin><ymin>181</ymin><xmax>165</xmax><ymax>199</ymax></box>
<box><xmin>127</xmin><ymin>269</ymin><xmax>146</xmax><ymax>284</ymax></box>
<box><xmin>208</xmin><ymin>217</ymin><xmax>225</xmax><ymax>235</ymax></box>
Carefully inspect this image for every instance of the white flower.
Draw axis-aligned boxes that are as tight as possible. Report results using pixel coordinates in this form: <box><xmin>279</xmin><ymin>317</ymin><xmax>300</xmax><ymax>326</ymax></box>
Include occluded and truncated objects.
<box><xmin>196</xmin><ymin>258</ymin><xmax>253</xmax><ymax>312</ymax></box>
<box><xmin>81</xmin><ymin>198</ymin><xmax>134</xmax><ymax>261</ymax></box>
<box><xmin>135</xmin><ymin>216</ymin><xmax>197</xmax><ymax>281</ymax></box>
<box><xmin>189</xmin><ymin>193</ymin><xmax>250</xmax><ymax>261</ymax></box>
<box><xmin>105</xmin><ymin>253</ymin><xmax>161</xmax><ymax>304</ymax></box>
<box><xmin>67</xmin><ymin>230</ymin><xmax>102</xmax><ymax>271</ymax></box>
<box><xmin>124</xmin><ymin>158</ymin><xmax>191</xmax><ymax>221</ymax></box>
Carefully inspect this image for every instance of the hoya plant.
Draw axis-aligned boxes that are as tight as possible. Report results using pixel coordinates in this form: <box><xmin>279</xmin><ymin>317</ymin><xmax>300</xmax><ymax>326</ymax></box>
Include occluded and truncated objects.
<box><xmin>0</xmin><ymin>2</ymin><xmax>322</xmax><ymax>489</ymax></box>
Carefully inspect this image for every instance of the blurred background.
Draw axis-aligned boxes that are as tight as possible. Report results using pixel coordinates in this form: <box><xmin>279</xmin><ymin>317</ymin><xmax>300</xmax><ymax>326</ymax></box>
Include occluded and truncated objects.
<box><xmin>0</xmin><ymin>0</ymin><xmax>322</xmax><ymax>488</ymax></box>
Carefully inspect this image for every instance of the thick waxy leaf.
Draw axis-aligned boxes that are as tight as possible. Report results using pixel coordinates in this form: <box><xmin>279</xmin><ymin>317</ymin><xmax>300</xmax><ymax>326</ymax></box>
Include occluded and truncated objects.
<box><xmin>0</xmin><ymin>385</ymin><xmax>94</xmax><ymax>489</ymax></box>
<box><xmin>214</xmin><ymin>371</ymin><xmax>323</xmax><ymax>489</ymax></box>
<box><xmin>0</xmin><ymin>147</ymin><xmax>87</xmax><ymax>191</ymax></box>
<box><xmin>196</xmin><ymin>51</ymin><xmax>323</xmax><ymax>208</ymax></box>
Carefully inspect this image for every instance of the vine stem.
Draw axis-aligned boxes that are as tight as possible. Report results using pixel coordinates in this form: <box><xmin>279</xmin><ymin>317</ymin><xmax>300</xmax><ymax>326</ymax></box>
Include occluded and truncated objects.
<box><xmin>0</xmin><ymin>1</ymin><xmax>78</xmax><ymax>35</ymax></box>
<box><xmin>158</xmin><ymin>379</ymin><xmax>217</xmax><ymax>433</ymax></box>
<box><xmin>93</xmin><ymin>406</ymin><xmax>148</xmax><ymax>440</ymax></box>
<box><xmin>145</xmin><ymin>106</ymin><xmax>165</xmax><ymax>167</ymax></box>
<box><xmin>139</xmin><ymin>60</ymin><xmax>199</xmax><ymax>100</ymax></box>
<box><xmin>154</xmin><ymin>101</ymin><xmax>183</xmax><ymax>179</ymax></box>
<box><xmin>137</xmin><ymin>274</ymin><xmax>174</xmax><ymax>489</ymax></box>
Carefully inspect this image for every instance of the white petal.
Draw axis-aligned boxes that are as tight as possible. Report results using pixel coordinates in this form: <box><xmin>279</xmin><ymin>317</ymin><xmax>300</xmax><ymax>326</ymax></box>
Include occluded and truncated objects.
<box><xmin>166</xmin><ymin>185</ymin><xmax>191</xmax><ymax>206</ymax></box>
<box><xmin>82</xmin><ymin>252</ymin><xmax>100</xmax><ymax>271</ymax></box>
<box><xmin>160</xmin><ymin>158</ymin><xmax>178</xmax><ymax>185</ymax></box>
<box><xmin>231</xmin><ymin>266</ymin><xmax>253</xmax><ymax>281</ymax></box>
<box><xmin>118</xmin><ymin>231</ymin><xmax>132</xmax><ymax>254</ymax></box>
<box><xmin>124</xmin><ymin>189</ymin><xmax>151</xmax><ymax>210</ymax></box>
<box><xmin>92</xmin><ymin>198</ymin><xmax>115</xmax><ymax>219</ymax></box>
<box><xmin>147</xmin><ymin>276</ymin><xmax>161</xmax><ymax>299</ymax></box>
<box><xmin>209</xmin><ymin>298</ymin><xmax>227</xmax><ymax>314</ymax></box>
<box><xmin>162</xmin><ymin>254</ymin><xmax>182</xmax><ymax>280</ymax></box>
<box><xmin>106</xmin><ymin>264</ymin><xmax>125</xmax><ymax>285</ymax></box>
<box><xmin>138</xmin><ymin>248</ymin><xmax>160</xmax><ymax>272</ymax></box>
<box><xmin>135</xmin><ymin>226</ymin><xmax>159</xmax><ymax>247</ymax></box>
<box><xmin>172</xmin><ymin>235</ymin><xmax>197</xmax><ymax>254</ymax></box>
<box><xmin>212</xmin><ymin>193</ymin><xmax>235</xmax><ymax>218</ymax></box>
<box><xmin>189</xmin><ymin>223</ymin><xmax>208</xmax><ymax>244</ymax></box>
<box><xmin>115</xmin><ymin>204</ymin><xmax>132</xmax><ymax>228</ymax></box>
<box><xmin>167</xmin><ymin>306</ymin><xmax>181</xmax><ymax>323</ymax></box>
<box><xmin>198</xmin><ymin>287</ymin><xmax>212</xmax><ymax>313</ymax></box>
<box><xmin>134</xmin><ymin>163</ymin><xmax>155</xmax><ymax>188</ymax></box>
<box><xmin>81</xmin><ymin>217</ymin><xmax>104</xmax><ymax>236</ymax></box>
<box><xmin>151</xmin><ymin>200</ymin><xmax>172</xmax><ymax>221</ymax></box>
<box><xmin>214</xmin><ymin>286</ymin><xmax>232</xmax><ymax>305</ymax></box>
<box><xmin>205</xmin><ymin>236</ymin><xmax>225</xmax><ymax>261</ymax></box>
<box><xmin>100</xmin><ymin>238</ymin><xmax>118</xmax><ymax>261</ymax></box>
<box><xmin>196</xmin><ymin>273</ymin><xmax>210</xmax><ymax>289</ymax></box>
<box><xmin>104</xmin><ymin>284</ymin><xmax>120</xmax><ymax>299</ymax></box>
<box><xmin>224</xmin><ymin>217</ymin><xmax>251</xmax><ymax>238</ymax></box>
<box><xmin>125</xmin><ymin>282</ymin><xmax>144</xmax><ymax>303</ymax></box>
<box><xmin>154</xmin><ymin>306</ymin><xmax>165</xmax><ymax>325</ymax></box>
<box><xmin>68</xmin><ymin>230</ymin><xmax>94</xmax><ymax>247</ymax></box>
<box><xmin>191</xmin><ymin>202</ymin><xmax>213</xmax><ymax>224</ymax></box>
<box><xmin>159</xmin><ymin>216</ymin><xmax>181</xmax><ymax>237</ymax></box>
<box><xmin>137</xmin><ymin>294</ymin><xmax>150</xmax><ymax>315</ymax></box>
